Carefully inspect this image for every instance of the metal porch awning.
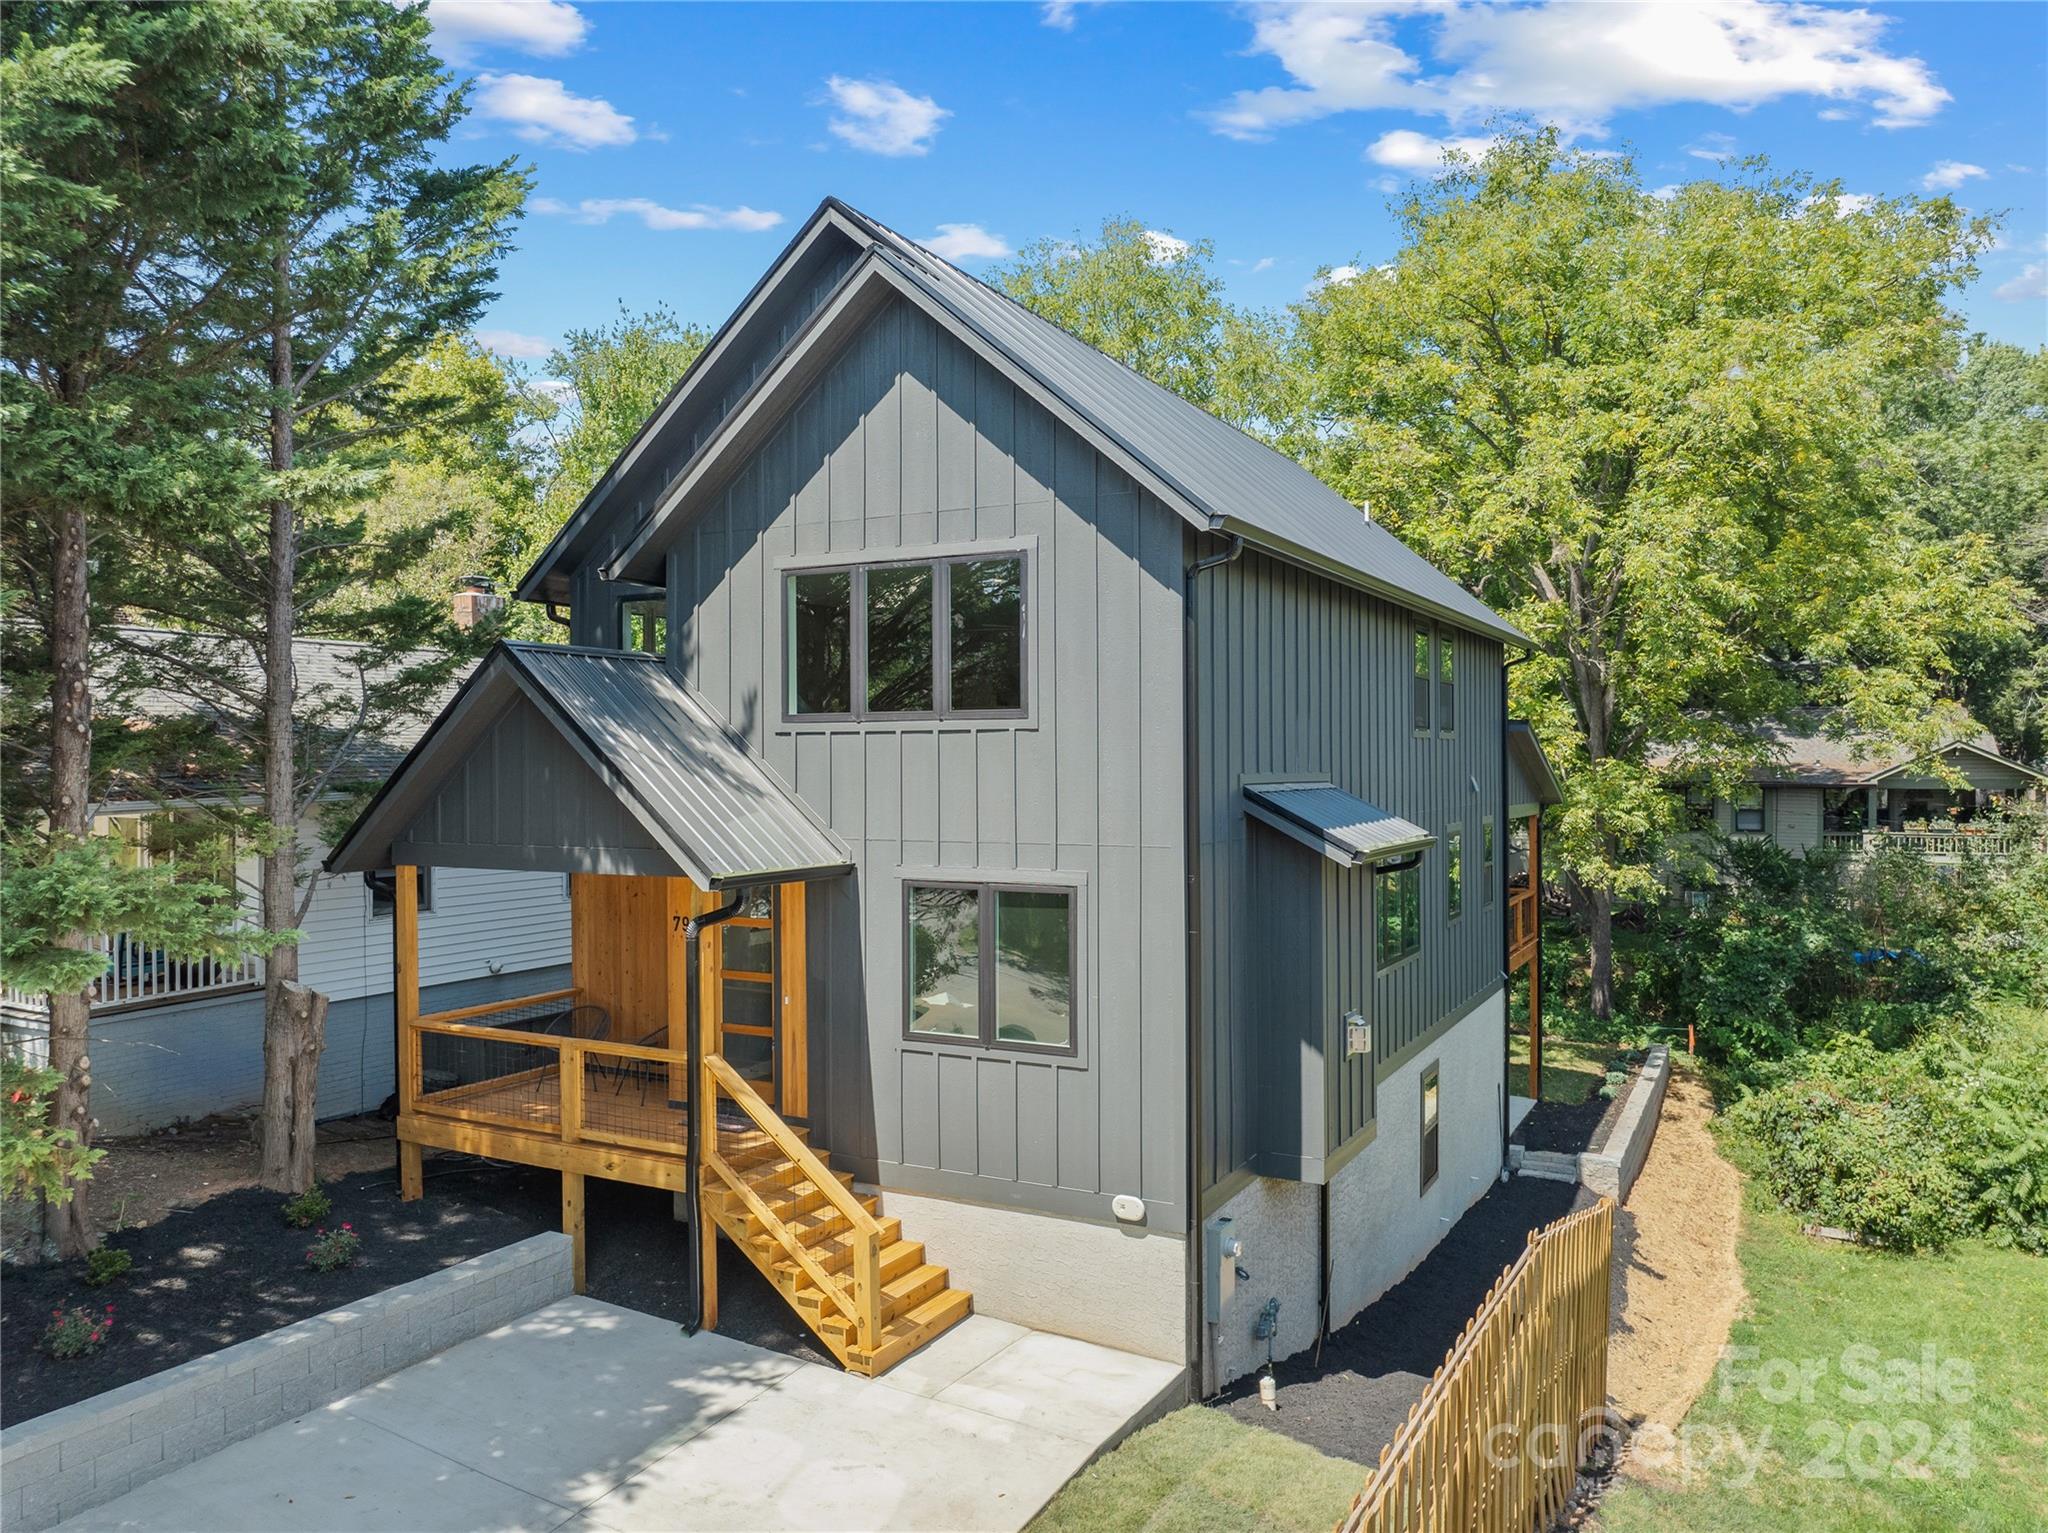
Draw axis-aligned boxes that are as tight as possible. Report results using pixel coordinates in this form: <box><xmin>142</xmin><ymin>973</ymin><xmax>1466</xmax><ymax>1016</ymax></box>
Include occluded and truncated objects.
<box><xmin>1243</xmin><ymin>782</ymin><xmax>1436</xmax><ymax>868</ymax></box>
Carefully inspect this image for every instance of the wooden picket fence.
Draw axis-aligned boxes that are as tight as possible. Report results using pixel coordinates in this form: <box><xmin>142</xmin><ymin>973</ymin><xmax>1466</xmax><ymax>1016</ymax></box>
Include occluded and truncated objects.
<box><xmin>1338</xmin><ymin>1198</ymin><xmax>1616</xmax><ymax>1533</ymax></box>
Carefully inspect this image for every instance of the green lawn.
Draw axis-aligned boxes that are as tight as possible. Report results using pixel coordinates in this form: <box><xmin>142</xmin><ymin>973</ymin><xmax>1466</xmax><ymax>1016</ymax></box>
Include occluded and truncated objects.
<box><xmin>1508</xmin><ymin>1032</ymin><xmax>1614</xmax><ymax>1104</ymax></box>
<box><xmin>1596</xmin><ymin>1210</ymin><xmax>2048</xmax><ymax>1533</ymax></box>
<box><xmin>1029</xmin><ymin>1407</ymin><xmax>1361</xmax><ymax>1533</ymax></box>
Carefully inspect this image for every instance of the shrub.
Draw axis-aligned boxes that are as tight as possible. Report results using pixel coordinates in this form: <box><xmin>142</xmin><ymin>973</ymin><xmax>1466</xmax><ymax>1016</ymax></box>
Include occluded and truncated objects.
<box><xmin>1727</xmin><ymin>1010</ymin><xmax>2048</xmax><ymax>1255</ymax></box>
<box><xmin>42</xmin><ymin>1304</ymin><xmax>115</xmax><ymax>1359</ymax></box>
<box><xmin>304</xmin><ymin>1223</ymin><xmax>361</xmax><ymax>1272</ymax></box>
<box><xmin>82</xmin><ymin>1246</ymin><xmax>132</xmax><ymax>1287</ymax></box>
<box><xmin>1</xmin><ymin>1056</ymin><xmax>105</xmax><ymax>1206</ymax></box>
<box><xmin>281</xmin><ymin>1184</ymin><xmax>332</xmax><ymax>1229</ymax></box>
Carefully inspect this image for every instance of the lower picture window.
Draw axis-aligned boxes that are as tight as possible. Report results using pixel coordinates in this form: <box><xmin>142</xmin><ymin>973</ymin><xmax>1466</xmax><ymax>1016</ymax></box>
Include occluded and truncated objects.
<box><xmin>906</xmin><ymin>881</ymin><xmax>1074</xmax><ymax>1052</ymax></box>
<box><xmin>1420</xmin><ymin>1062</ymin><xmax>1441</xmax><ymax>1192</ymax></box>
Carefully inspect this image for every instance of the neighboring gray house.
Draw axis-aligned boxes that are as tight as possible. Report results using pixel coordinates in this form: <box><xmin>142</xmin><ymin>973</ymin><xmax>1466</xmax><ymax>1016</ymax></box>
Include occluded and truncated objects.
<box><xmin>1687</xmin><ymin>712</ymin><xmax>2043</xmax><ymax>861</ymax></box>
<box><xmin>328</xmin><ymin>199</ymin><xmax>1557</xmax><ymax>1390</ymax></box>
<box><xmin>1</xmin><ymin>629</ymin><xmax>572</xmax><ymax>1135</ymax></box>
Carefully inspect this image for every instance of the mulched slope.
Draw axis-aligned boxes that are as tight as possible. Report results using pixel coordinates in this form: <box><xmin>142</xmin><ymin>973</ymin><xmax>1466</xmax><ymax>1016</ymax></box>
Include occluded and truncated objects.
<box><xmin>1211</xmin><ymin>1176</ymin><xmax>1595</xmax><ymax>1466</ymax></box>
<box><xmin>2</xmin><ymin>1154</ymin><xmax>827</xmax><ymax>1428</ymax></box>
<box><xmin>1515</xmin><ymin>1056</ymin><xmax>1639</xmax><ymax>1155</ymax></box>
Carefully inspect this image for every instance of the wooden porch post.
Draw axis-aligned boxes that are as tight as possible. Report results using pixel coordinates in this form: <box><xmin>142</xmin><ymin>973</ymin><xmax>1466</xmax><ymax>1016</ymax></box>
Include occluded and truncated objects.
<box><xmin>1526</xmin><ymin>815</ymin><xmax>1542</xmax><ymax>1101</ymax></box>
<box><xmin>395</xmin><ymin>864</ymin><xmax>423</xmax><ymax>1201</ymax></box>
<box><xmin>693</xmin><ymin>884</ymin><xmax>720</xmax><ymax>1331</ymax></box>
<box><xmin>563</xmin><ymin>1170</ymin><xmax>586</xmax><ymax>1294</ymax></box>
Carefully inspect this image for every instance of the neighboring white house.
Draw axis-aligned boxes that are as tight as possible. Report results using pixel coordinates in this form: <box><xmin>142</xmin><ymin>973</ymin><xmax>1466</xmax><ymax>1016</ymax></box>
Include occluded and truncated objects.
<box><xmin>1676</xmin><ymin>711</ymin><xmax>2044</xmax><ymax>862</ymax></box>
<box><xmin>2</xmin><ymin>623</ymin><xmax>571</xmax><ymax>1135</ymax></box>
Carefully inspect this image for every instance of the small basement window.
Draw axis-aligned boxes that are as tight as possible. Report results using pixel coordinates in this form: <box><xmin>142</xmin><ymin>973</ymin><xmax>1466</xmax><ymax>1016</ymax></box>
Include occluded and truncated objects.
<box><xmin>1420</xmin><ymin>1062</ymin><xmax>1441</xmax><ymax>1192</ymax></box>
<box><xmin>905</xmin><ymin>881</ymin><xmax>1073</xmax><ymax>1052</ymax></box>
<box><xmin>1375</xmin><ymin>859</ymin><xmax>1422</xmax><ymax>969</ymax></box>
<box><xmin>619</xmin><ymin>597</ymin><xmax>667</xmax><ymax>657</ymax></box>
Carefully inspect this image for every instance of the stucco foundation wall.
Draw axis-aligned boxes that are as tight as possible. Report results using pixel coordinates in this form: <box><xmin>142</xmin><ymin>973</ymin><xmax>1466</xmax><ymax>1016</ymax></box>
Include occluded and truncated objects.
<box><xmin>1203</xmin><ymin>1176</ymin><xmax>1321</xmax><ymax>1394</ymax></box>
<box><xmin>50</xmin><ymin>964</ymin><xmax>570</xmax><ymax>1137</ymax></box>
<box><xmin>875</xmin><ymin>1188</ymin><xmax>1186</xmax><ymax>1365</ymax></box>
<box><xmin>1328</xmin><ymin>986</ymin><xmax>1506</xmax><ymax>1332</ymax></box>
<box><xmin>0</xmin><ymin>1234</ymin><xmax>572</xmax><ymax>1533</ymax></box>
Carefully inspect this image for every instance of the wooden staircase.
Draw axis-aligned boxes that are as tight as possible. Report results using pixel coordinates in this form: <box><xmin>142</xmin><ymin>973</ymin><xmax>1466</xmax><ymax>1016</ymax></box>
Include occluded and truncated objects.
<box><xmin>701</xmin><ymin>1058</ymin><xmax>971</xmax><ymax>1377</ymax></box>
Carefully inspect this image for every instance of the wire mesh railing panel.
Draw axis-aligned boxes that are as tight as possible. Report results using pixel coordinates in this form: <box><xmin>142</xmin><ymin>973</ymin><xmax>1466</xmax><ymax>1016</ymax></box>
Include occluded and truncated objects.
<box><xmin>414</xmin><ymin>996</ymin><xmax>577</xmax><ymax>1130</ymax></box>
<box><xmin>575</xmin><ymin>1043</ymin><xmax>687</xmax><ymax>1150</ymax></box>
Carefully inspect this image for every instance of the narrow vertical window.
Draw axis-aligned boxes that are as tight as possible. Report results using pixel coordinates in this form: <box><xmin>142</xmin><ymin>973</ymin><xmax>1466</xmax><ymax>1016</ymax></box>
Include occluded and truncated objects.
<box><xmin>993</xmin><ymin>889</ymin><xmax>1072</xmax><ymax>1048</ymax></box>
<box><xmin>786</xmin><ymin>570</ymin><xmax>853</xmax><ymax>715</ymax></box>
<box><xmin>1446</xmin><ymin>826</ymin><xmax>1464</xmax><ymax>921</ymax></box>
<box><xmin>1437</xmin><ymin>630</ymin><xmax>1455</xmax><ymax>735</ymax></box>
<box><xmin>1482</xmin><ymin>818</ymin><xmax>1496</xmax><ymax>907</ymax></box>
<box><xmin>1375</xmin><ymin>860</ymin><xmax>1423</xmax><ymax>969</ymax></box>
<box><xmin>1420</xmin><ymin>1063</ymin><xmax>1441</xmax><ymax>1192</ymax></box>
<box><xmin>949</xmin><ymin>557</ymin><xmax>1024</xmax><ymax>711</ymax></box>
<box><xmin>907</xmin><ymin>886</ymin><xmax>981</xmax><ymax>1039</ymax></box>
<box><xmin>865</xmin><ymin>564</ymin><xmax>935</xmax><ymax>712</ymax></box>
<box><xmin>1412</xmin><ymin>626</ymin><xmax>1432</xmax><ymax>733</ymax></box>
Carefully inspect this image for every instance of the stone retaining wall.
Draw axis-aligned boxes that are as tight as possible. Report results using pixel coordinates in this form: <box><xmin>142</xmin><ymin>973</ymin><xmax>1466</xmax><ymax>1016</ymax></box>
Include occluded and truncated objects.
<box><xmin>1580</xmin><ymin>1045</ymin><xmax>1670</xmax><ymax>1202</ymax></box>
<box><xmin>0</xmin><ymin>1233</ymin><xmax>573</xmax><ymax>1531</ymax></box>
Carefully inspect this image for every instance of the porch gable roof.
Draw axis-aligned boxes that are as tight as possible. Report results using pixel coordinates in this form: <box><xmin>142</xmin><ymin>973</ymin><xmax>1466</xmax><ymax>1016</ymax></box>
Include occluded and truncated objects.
<box><xmin>325</xmin><ymin>643</ymin><xmax>852</xmax><ymax>889</ymax></box>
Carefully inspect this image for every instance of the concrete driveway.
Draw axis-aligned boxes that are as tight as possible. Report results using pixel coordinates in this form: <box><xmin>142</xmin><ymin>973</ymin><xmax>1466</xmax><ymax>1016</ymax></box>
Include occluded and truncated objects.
<box><xmin>54</xmin><ymin>1299</ymin><xmax>1183</xmax><ymax>1533</ymax></box>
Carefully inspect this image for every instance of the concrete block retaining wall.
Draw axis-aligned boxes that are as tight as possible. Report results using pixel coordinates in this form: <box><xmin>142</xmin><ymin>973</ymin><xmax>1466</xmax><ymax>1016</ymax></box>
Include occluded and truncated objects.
<box><xmin>1509</xmin><ymin>1045</ymin><xmax>1670</xmax><ymax>1204</ymax></box>
<box><xmin>0</xmin><ymin>1233</ymin><xmax>573</xmax><ymax>1532</ymax></box>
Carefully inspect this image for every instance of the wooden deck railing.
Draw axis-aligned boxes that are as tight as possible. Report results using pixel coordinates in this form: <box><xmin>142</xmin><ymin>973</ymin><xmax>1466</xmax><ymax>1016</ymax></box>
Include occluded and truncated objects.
<box><xmin>1</xmin><ymin>930</ymin><xmax>262</xmax><ymax>1016</ymax></box>
<box><xmin>703</xmin><ymin>1053</ymin><xmax>883</xmax><ymax>1354</ymax></box>
<box><xmin>1507</xmin><ymin>885</ymin><xmax>1539</xmax><ymax>963</ymax></box>
<box><xmin>1339</xmin><ymin>1199</ymin><xmax>1614</xmax><ymax>1533</ymax></box>
<box><xmin>403</xmin><ymin>989</ymin><xmax>689</xmax><ymax>1155</ymax></box>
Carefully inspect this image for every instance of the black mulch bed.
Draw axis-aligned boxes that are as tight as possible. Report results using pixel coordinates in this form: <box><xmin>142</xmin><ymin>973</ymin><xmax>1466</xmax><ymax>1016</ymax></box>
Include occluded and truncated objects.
<box><xmin>3</xmin><ymin>1150</ymin><xmax>827</xmax><ymax>1428</ymax></box>
<box><xmin>1210</xmin><ymin>1177</ymin><xmax>1598</xmax><ymax>1466</ymax></box>
<box><xmin>1513</xmin><ymin>1054</ymin><xmax>1641</xmax><ymax>1155</ymax></box>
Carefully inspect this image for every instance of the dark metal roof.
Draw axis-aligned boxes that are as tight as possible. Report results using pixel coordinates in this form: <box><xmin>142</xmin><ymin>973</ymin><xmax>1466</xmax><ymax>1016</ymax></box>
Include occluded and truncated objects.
<box><xmin>326</xmin><ymin>644</ymin><xmax>851</xmax><ymax>888</ymax></box>
<box><xmin>1244</xmin><ymin>782</ymin><xmax>1436</xmax><ymax>867</ymax></box>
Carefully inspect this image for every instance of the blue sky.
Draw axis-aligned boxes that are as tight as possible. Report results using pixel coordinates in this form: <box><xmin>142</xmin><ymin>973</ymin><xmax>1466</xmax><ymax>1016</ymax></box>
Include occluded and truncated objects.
<box><xmin>427</xmin><ymin>0</ymin><xmax>2048</xmax><ymax>366</ymax></box>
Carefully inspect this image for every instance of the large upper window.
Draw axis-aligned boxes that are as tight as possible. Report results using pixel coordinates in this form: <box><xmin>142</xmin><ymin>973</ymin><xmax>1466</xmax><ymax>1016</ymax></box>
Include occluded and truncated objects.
<box><xmin>786</xmin><ymin>555</ymin><xmax>1025</xmax><ymax>720</ymax></box>
<box><xmin>906</xmin><ymin>881</ymin><xmax>1073</xmax><ymax>1052</ymax></box>
<box><xmin>1375</xmin><ymin>858</ymin><xmax>1422</xmax><ymax>969</ymax></box>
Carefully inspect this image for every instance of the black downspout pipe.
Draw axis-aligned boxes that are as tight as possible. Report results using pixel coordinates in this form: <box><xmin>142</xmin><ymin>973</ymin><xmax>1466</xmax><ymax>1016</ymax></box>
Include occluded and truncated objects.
<box><xmin>1499</xmin><ymin>652</ymin><xmax>1529</xmax><ymax>1166</ymax></box>
<box><xmin>682</xmin><ymin>888</ymin><xmax>747</xmax><ymax>1336</ymax></box>
<box><xmin>1182</xmin><ymin>531</ymin><xmax>1243</xmax><ymax>1398</ymax></box>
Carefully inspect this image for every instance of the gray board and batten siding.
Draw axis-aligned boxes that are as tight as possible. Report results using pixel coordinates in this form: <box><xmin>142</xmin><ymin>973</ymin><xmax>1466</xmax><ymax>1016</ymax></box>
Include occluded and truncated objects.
<box><xmin>1193</xmin><ymin>547</ymin><xmax>1507</xmax><ymax>1210</ymax></box>
<box><xmin>603</xmin><ymin>293</ymin><xmax>1193</xmax><ymax>1232</ymax></box>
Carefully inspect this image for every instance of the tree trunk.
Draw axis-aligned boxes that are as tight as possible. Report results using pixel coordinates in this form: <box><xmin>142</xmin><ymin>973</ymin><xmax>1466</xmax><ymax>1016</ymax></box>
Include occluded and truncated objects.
<box><xmin>278</xmin><ymin>982</ymin><xmax>328</xmax><ymax>1191</ymax></box>
<box><xmin>47</xmin><ymin>501</ymin><xmax>98</xmax><ymax>1259</ymax></box>
<box><xmin>1586</xmin><ymin>886</ymin><xmax>1615</xmax><ymax>1023</ymax></box>
<box><xmin>258</xmin><ymin>237</ymin><xmax>312</xmax><ymax>1192</ymax></box>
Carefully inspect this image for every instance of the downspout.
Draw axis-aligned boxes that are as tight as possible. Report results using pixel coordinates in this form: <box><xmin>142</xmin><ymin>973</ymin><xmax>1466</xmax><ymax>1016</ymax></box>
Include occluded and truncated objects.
<box><xmin>1183</xmin><ymin>531</ymin><xmax>1243</xmax><ymax>1398</ymax></box>
<box><xmin>1499</xmin><ymin>651</ymin><xmax>1530</xmax><ymax>1166</ymax></box>
<box><xmin>682</xmin><ymin>888</ymin><xmax>747</xmax><ymax>1336</ymax></box>
<box><xmin>545</xmin><ymin>602</ymin><xmax>572</xmax><ymax>629</ymax></box>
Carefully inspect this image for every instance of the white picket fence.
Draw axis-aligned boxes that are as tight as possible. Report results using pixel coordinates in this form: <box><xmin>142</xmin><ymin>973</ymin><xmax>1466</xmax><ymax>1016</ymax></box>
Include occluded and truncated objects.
<box><xmin>1820</xmin><ymin>829</ymin><xmax>2019</xmax><ymax>859</ymax></box>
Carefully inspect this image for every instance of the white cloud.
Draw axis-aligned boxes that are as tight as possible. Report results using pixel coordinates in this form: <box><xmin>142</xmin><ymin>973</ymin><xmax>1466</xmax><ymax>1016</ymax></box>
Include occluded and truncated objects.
<box><xmin>823</xmin><ymin>76</ymin><xmax>949</xmax><ymax>156</ymax></box>
<box><xmin>1310</xmin><ymin>264</ymin><xmax>1364</xmax><ymax>293</ymax></box>
<box><xmin>1686</xmin><ymin>131</ymin><xmax>1739</xmax><ymax>161</ymax></box>
<box><xmin>1142</xmin><ymin>229</ymin><xmax>1192</xmax><ymax>264</ymax></box>
<box><xmin>1993</xmin><ymin>264</ymin><xmax>2047</xmax><ymax>303</ymax></box>
<box><xmin>531</xmin><ymin>196</ymin><xmax>784</xmax><ymax>232</ymax></box>
<box><xmin>1205</xmin><ymin>1</ymin><xmax>1948</xmax><ymax>141</ymax></box>
<box><xmin>428</xmin><ymin>0</ymin><xmax>587</xmax><ymax>61</ymax></box>
<box><xmin>1251</xmin><ymin>256</ymin><xmax>1277</xmax><ymax>273</ymax></box>
<box><xmin>1651</xmin><ymin>184</ymin><xmax>1682</xmax><ymax>201</ymax></box>
<box><xmin>1920</xmin><ymin>159</ymin><xmax>1988</xmax><ymax>192</ymax></box>
<box><xmin>473</xmin><ymin>328</ymin><xmax>554</xmax><ymax>359</ymax></box>
<box><xmin>1041</xmin><ymin>1</ymin><xmax>1078</xmax><ymax>29</ymax></box>
<box><xmin>474</xmin><ymin>73</ymin><xmax>636</xmax><ymax>149</ymax></box>
<box><xmin>1366</xmin><ymin>128</ymin><xmax>1498</xmax><ymax>170</ymax></box>
<box><xmin>919</xmin><ymin>223</ymin><xmax>1012</xmax><ymax>262</ymax></box>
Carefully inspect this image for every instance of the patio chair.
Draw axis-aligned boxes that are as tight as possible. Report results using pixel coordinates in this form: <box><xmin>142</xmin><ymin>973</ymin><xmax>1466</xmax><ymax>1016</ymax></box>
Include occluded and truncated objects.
<box><xmin>529</xmin><ymin>1004</ymin><xmax>609</xmax><ymax>1109</ymax></box>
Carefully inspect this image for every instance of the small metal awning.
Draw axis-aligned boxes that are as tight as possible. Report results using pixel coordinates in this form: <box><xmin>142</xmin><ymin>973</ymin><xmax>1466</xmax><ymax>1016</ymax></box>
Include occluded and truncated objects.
<box><xmin>1243</xmin><ymin>782</ymin><xmax>1435</xmax><ymax>868</ymax></box>
<box><xmin>326</xmin><ymin>643</ymin><xmax>852</xmax><ymax>889</ymax></box>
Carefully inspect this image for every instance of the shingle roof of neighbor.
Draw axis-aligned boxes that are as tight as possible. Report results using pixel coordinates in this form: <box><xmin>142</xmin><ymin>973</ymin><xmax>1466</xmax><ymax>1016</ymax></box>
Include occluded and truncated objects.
<box><xmin>1651</xmin><ymin>709</ymin><xmax>2041</xmax><ymax>786</ymax></box>
<box><xmin>519</xmin><ymin>198</ymin><xmax>1526</xmax><ymax>649</ymax></box>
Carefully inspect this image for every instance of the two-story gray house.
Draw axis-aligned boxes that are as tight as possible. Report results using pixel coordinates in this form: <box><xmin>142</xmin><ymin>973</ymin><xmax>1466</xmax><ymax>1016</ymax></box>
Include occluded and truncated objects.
<box><xmin>329</xmin><ymin>199</ymin><xmax>1553</xmax><ymax>1391</ymax></box>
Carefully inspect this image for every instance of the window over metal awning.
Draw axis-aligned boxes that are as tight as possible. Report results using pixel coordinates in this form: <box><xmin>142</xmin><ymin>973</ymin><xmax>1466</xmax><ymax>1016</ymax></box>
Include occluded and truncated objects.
<box><xmin>1243</xmin><ymin>782</ymin><xmax>1436</xmax><ymax>868</ymax></box>
<box><xmin>326</xmin><ymin>643</ymin><xmax>852</xmax><ymax>890</ymax></box>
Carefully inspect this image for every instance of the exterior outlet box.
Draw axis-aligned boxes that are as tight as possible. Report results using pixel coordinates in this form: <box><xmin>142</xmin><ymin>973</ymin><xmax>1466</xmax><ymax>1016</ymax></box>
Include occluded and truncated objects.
<box><xmin>1202</xmin><ymin>1214</ymin><xmax>1242</xmax><ymax>1323</ymax></box>
<box><xmin>1111</xmin><ymin>1193</ymin><xmax>1146</xmax><ymax>1223</ymax></box>
<box><xmin>1345</xmin><ymin>1012</ymin><xmax>1372</xmax><ymax>1058</ymax></box>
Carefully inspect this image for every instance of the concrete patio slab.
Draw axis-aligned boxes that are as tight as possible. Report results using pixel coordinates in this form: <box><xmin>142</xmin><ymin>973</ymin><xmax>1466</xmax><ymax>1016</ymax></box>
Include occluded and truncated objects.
<box><xmin>54</xmin><ymin>1298</ymin><xmax>1184</xmax><ymax>1533</ymax></box>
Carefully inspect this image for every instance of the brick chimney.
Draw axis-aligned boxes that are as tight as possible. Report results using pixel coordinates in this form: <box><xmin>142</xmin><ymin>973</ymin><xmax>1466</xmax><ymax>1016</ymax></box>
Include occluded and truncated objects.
<box><xmin>452</xmin><ymin>574</ymin><xmax>505</xmax><ymax>630</ymax></box>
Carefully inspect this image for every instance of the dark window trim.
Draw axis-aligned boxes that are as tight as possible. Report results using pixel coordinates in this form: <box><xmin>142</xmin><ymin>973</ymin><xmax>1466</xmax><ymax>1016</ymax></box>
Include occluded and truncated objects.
<box><xmin>1731</xmin><ymin>785</ymin><xmax>1766</xmax><ymax>835</ymax></box>
<box><xmin>1373</xmin><ymin>857</ymin><xmax>1424</xmax><ymax>974</ymax></box>
<box><xmin>1437</xmin><ymin>627</ymin><xmax>1456</xmax><ymax>737</ymax></box>
<box><xmin>367</xmin><ymin>867</ymin><xmax>432</xmax><ymax>918</ymax></box>
<box><xmin>1445</xmin><ymin>821</ymin><xmax>1465</xmax><ymax>924</ymax></box>
<box><xmin>1420</xmin><ymin>1059</ymin><xmax>1442</xmax><ymax>1194</ymax></box>
<box><xmin>616</xmin><ymin>594</ymin><xmax>669</xmax><ymax>658</ymax></box>
<box><xmin>1412</xmin><ymin>624</ymin><xmax>1433</xmax><ymax>737</ymax></box>
<box><xmin>781</xmin><ymin>552</ymin><xmax>1030</xmax><ymax>725</ymax></box>
<box><xmin>902</xmin><ymin>878</ymin><xmax>1079</xmax><ymax>1058</ymax></box>
<box><xmin>1481</xmin><ymin>816</ymin><xmax>1496</xmax><ymax>907</ymax></box>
